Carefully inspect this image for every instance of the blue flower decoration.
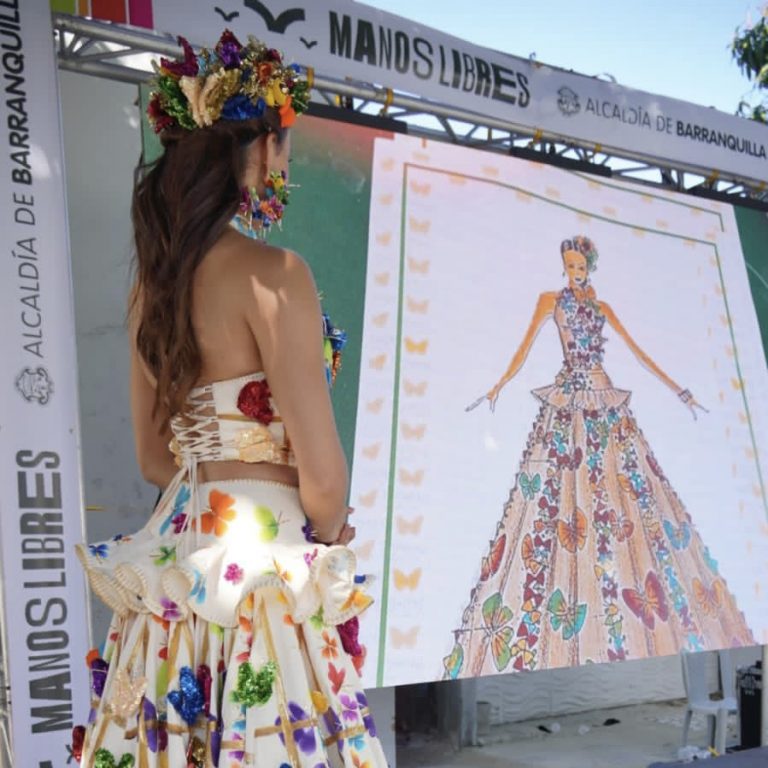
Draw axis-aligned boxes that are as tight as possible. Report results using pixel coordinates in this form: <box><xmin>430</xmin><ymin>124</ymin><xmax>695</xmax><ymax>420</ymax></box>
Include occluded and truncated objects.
<box><xmin>167</xmin><ymin>666</ymin><xmax>204</xmax><ymax>725</ymax></box>
<box><xmin>222</xmin><ymin>94</ymin><xmax>265</xmax><ymax>121</ymax></box>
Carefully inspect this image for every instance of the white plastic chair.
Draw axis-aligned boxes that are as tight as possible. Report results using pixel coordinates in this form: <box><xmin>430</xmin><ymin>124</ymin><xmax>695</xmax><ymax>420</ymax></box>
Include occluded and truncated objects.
<box><xmin>680</xmin><ymin>650</ymin><xmax>731</xmax><ymax>755</ymax></box>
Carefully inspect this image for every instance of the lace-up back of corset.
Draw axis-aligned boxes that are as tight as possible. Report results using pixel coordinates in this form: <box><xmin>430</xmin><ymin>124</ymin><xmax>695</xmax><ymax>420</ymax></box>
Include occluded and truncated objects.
<box><xmin>169</xmin><ymin>372</ymin><xmax>295</xmax><ymax>467</ymax></box>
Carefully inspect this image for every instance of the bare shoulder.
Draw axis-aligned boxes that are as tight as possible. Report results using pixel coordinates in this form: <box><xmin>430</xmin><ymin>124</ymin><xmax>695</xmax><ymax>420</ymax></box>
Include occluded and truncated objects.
<box><xmin>216</xmin><ymin>230</ymin><xmax>316</xmax><ymax>296</ymax></box>
<box><xmin>537</xmin><ymin>291</ymin><xmax>559</xmax><ymax>310</ymax></box>
<box><xmin>597</xmin><ymin>299</ymin><xmax>615</xmax><ymax>315</ymax></box>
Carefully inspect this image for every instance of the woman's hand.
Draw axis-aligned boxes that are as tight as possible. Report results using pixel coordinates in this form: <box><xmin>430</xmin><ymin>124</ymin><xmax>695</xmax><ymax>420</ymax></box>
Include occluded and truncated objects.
<box><xmin>678</xmin><ymin>388</ymin><xmax>709</xmax><ymax>421</ymax></box>
<box><xmin>487</xmin><ymin>383</ymin><xmax>503</xmax><ymax>412</ymax></box>
<box><xmin>314</xmin><ymin>506</ymin><xmax>355</xmax><ymax>545</ymax></box>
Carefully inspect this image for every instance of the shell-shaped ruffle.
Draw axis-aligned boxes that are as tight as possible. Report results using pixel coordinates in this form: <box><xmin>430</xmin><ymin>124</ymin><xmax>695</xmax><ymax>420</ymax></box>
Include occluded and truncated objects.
<box><xmin>531</xmin><ymin>383</ymin><xmax>631</xmax><ymax>410</ymax></box>
<box><xmin>76</xmin><ymin>475</ymin><xmax>373</xmax><ymax>630</ymax></box>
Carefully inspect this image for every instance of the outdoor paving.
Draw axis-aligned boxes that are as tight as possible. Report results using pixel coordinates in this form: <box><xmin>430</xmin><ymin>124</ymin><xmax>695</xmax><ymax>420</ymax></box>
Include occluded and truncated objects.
<box><xmin>397</xmin><ymin>701</ymin><xmax>738</xmax><ymax>768</ymax></box>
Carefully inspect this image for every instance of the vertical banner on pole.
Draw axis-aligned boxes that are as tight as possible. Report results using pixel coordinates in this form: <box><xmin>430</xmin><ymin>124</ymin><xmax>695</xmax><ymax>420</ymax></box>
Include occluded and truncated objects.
<box><xmin>0</xmin><ymin>0</ymin><xmax>90</xmax><ymax>764</ymax></box>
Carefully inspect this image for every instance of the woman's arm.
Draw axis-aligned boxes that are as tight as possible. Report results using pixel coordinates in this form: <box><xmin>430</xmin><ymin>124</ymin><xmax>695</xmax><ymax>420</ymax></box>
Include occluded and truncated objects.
<box><xmin>129</xmin><ymin>318</ymin><xmax>179</xmax><ymax>490</ymax></box>
<box><xmin>600</xmin><ymin>301</ymin><xmax>682</xmax><ymax>393</ymax></box>
<box><xmin>600</xmin><ymin>301</ymin><xmax>705</xmax><ymax>417</ymax></box>
<box><xmin>488</xmin><ymin>292</ymin><xmax>557</xmax><ymax>409</ymax></box>
<box><xmin>244</xmin><ymin>248</ymin><xmax>349</xmax><ymax>543</ymax></box>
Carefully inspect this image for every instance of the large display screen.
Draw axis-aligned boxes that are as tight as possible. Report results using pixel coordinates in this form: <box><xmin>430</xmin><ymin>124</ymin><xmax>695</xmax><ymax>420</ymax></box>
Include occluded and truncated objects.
<box><xmin>144</xmin><ymin>110</ymin><xmax>768</xmax><ymax>690</ymax></box>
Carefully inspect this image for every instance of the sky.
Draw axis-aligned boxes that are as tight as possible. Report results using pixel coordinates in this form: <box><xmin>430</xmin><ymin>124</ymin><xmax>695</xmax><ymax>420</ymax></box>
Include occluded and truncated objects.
<box><xmin>363</xmin><ymin>0</ymin><xmax>764</xmax><ymax>116</ymax></box>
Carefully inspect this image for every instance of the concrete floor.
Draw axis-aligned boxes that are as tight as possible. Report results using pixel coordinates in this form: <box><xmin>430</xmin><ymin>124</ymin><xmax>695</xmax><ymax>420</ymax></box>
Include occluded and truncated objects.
<box><xmin>398</xmin><ymin>700</ymin><xmax>736</xmax><ymax>768</ymax></box>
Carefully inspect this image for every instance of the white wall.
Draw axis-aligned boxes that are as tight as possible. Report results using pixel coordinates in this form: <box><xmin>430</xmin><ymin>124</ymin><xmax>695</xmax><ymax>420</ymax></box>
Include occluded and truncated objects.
<box><xmin>59</xmin><ymin>69</ymin><xmax>155</xmax><ymax>643</ymax></box>
<box><xmin>477</xmin><ymin>646</ymin><xmax>762</xmax><ymax>725</ymax></box>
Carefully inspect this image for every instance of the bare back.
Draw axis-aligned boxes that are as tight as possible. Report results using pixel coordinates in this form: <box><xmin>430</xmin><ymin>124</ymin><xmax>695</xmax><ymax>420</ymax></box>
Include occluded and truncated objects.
<box><xmin>190</xmin><ymin>228</ymin><xmax>297</xmax><ymax>485</ymax></box>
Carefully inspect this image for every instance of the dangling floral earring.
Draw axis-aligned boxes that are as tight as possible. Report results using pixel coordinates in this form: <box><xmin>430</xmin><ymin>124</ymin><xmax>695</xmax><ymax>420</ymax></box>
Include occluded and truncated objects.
<box><xmin>231</xmin><ymin>171</ymin><xmax>291</xmax><ymax>240</ymax></box>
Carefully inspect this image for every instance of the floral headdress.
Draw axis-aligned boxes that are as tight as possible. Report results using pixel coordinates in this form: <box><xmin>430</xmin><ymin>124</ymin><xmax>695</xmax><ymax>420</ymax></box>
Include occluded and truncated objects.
<box><xmin>147</xmin><ymin>30</ymin><xmax>311</xmax><ymax>135</ymax></box>
<box><xmin>561</xmin><ymin>235</ymin><xmax>599</xmax><ymax>273</ymax></box>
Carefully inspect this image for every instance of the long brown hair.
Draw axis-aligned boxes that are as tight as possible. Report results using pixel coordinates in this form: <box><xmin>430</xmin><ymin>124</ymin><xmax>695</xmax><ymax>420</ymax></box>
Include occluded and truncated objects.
<box><xmin>130</xmin><ymin>115</ymin><xmax>281</xmax><ymax>416</ymax></box>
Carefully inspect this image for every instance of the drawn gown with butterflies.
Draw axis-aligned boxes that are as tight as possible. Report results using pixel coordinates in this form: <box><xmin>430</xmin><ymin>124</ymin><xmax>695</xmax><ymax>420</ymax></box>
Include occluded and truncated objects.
<box><xmin>444</xmin><ymin>287</ymin><xmax>754</xmax><ymax>679</ymax></box>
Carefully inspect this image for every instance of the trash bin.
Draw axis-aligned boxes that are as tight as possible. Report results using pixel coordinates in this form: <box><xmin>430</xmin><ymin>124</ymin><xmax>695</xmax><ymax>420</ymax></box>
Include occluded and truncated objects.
<box><xmin>736</xmin><ymin>662</ymin><xmax>762</xmax><ymax>749</ymax></box>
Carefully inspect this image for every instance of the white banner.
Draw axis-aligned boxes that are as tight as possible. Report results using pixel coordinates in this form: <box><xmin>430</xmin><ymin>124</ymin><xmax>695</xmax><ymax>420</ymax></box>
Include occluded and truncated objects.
<box><xmin>151</xmin><ymin>0</ymin><xmax>768</xmax><ymax>184</ymax></box>
<box><xmin>0</xmin><ymin>0</ymin><xmax>91</xmax><ymax>764</ymax></box>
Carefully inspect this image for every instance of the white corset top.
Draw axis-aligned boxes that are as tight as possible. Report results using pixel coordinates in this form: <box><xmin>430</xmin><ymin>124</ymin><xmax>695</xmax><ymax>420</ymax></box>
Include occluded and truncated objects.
<box><xmin>168</xmin><ymin>372</ymin><xmax>296</xmax><ymax>468</ymax></box>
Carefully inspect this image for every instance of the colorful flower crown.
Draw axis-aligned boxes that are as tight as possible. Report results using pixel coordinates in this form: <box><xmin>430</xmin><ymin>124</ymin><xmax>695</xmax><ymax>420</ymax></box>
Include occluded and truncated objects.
<box><xmin>147</xmin><ymin>30</ymin><xmax>311</xmax><ymax>135</ymax></box>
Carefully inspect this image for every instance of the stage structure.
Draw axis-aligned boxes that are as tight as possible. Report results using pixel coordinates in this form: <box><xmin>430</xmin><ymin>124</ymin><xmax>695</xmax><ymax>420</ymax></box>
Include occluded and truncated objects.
<box><xmin>1</xmin><ymin>2</ymin><xmax>767</xmax><ymax>766</ymax></box>
<box><xmin>52</xmin><ymin>13</ymin><xmax>768</xmax><ymax>204</ymax></box>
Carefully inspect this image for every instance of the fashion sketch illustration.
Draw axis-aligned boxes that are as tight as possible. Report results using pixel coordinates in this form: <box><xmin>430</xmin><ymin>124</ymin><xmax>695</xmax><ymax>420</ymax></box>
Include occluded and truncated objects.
<box><xmin>445</xmin><ymin>235</ymin><xmax>754</xmax><ymax>679</ymax></box>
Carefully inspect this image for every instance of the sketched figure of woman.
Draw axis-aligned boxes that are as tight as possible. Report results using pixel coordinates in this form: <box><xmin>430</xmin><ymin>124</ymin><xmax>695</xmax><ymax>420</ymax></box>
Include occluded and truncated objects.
<box><xmin>444</xmin><ymin>236</ymin><xmax>753</xmax><ymax>679</ymax></box>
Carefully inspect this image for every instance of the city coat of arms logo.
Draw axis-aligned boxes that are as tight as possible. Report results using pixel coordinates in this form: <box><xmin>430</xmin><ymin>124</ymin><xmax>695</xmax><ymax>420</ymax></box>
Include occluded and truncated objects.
<box><xmin>15</xmin><ymin>367</ymin><xmax>54</xmax><ymax>405</ymax></box>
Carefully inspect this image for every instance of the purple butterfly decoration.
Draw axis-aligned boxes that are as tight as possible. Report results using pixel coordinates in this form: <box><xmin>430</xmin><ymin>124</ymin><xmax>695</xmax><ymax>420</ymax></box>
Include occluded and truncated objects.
<box><xmin>142</xmin><ymin>697</ymin><xmax>168</xmax><ymax>753</ymax></box>
<box><xmin>161</xmin><ymin>598</ymin><xmax>181</xmax><ymax>621</ymax></box>
<box><xmin>356</xmin><ymin>691</ymin><xmax>376</xmax><ymax>737</ymax></box>
<box><xmin>276</xmin><ymin>701</ymin><xmax>317</xmax><ymax>754</ymax></box>
<box><xmin>90</xmin><ymin>657</ymin><xmax>109</xmax><ymax>698</ymax></box>
<box><xmin>339</xmin><ymin>693</ymin><xmax>359</xmax><ymax>723</ymax></box>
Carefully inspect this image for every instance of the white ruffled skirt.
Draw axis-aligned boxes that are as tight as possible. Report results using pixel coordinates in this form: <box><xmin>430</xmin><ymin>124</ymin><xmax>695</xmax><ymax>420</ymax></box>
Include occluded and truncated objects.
<box><xmin>76</xmin><ymin>477</ymin><xmax>386</xmax><ymax>767</ymax></box>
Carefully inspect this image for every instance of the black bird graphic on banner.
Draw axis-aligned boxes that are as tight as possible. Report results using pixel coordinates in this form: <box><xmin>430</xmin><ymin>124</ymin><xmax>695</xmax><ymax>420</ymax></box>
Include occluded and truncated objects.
<box><xmin>300</xmin><ymin>37</ymin><xmax>317</xmax><ymax>49</ymax></box>
<box><xmin>214</xmin><ymin>7</ymin><xmax>240</xmax><ymax>21</ymax></box>
<box><xmin>244</xmin><ymin>0</ymin><xmax>305</xmax><ymax>33</ymax></box>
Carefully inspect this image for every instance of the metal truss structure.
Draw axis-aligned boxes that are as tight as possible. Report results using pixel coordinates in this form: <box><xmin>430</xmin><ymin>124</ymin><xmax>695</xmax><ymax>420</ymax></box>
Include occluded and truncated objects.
<box><xmin>53</xmin><ymin>14</ymin><xmax>768</xmax><ymax>209</ymax></box>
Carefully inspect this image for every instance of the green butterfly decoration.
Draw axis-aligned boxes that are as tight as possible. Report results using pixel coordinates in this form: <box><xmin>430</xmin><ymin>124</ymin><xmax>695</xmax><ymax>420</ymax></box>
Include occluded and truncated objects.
<box><xmin>547</xmin><ymin>588</ymin><xmax>587</xmax><ymax>641</ymax></box>
<box><xmin>481</xmin><ymin>592</ymin><xmax>514</xmax><ymax>672</ymax></box>
<box><xmin>519</xmin><ymin>472</ymin><xmax>541</xmax><ymax>501</ymax></box>
<box><xmin>254</xmin><ymin>505</ymin><xmax>279</xmax><ymax>542</ymax></box>
<box><xmin>94</xmin><ymin>748</ymin><xmax>135</xmax><ymax>768</ymax></box>
<box><xmin>230</xmin><ymin>660</ymin><xmax>278</xmax><ymax>707</ymax></box>
<box><xmin>309</xmin><ymin>605</ymin><xmax>324</xmax><ymax>631</ymax></box>
<box><xmin>155</xmin><ymin>660</ymin><xmax>168</xmax><ymax>702</ymax></box>
<box><xmin>152</xmin><ymin>545</ymin><xmax>176</xmax><ymax>566</ymax></box>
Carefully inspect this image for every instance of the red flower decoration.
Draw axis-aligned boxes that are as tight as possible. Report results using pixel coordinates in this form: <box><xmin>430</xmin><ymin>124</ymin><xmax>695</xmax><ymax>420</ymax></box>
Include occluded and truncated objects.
<box><xmin>71</xmin><ymin>725</ymin><xmax>85</xmax><ymax>762</ymax></box>
<box><xmin>237</xmin><ymin>380</ymin><xmax>274</xmax><ymax>425</ymax></box>
<box><xmin>159</xmin><ymin>36</ymin><xmax>199</xmax><ymax>78</ymax></box>
<box><xmin>337</xmin><ymin>616</ymin><xmax>362</xmax><ymax>657</ymax></box>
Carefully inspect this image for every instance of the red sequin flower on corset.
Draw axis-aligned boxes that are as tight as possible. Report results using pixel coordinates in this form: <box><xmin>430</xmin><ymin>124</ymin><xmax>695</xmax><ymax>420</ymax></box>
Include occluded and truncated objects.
<box><xmin>237</xmin><ymin>380</ymin><xmax>274</xmax><ymax>425</ymax></box>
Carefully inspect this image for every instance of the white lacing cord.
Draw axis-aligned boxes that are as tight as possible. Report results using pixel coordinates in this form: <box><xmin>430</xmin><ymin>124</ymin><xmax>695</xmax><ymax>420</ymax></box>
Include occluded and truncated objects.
<box><xmin>170</xmin><ymin>386</ymin><xmax>222</xmax><ymax>558</ymax></box>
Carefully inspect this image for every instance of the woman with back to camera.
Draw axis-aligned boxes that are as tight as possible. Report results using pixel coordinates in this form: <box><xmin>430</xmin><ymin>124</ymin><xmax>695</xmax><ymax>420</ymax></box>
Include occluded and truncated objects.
<box><xmin>444</xmin><ymin>235</ymin><xmax>753</xmax><ymax>680</ymax></box>
<box><xmin>73</xmin><ymin>31</ymin><xmax>386</xmax><ymax>767</ymax></box>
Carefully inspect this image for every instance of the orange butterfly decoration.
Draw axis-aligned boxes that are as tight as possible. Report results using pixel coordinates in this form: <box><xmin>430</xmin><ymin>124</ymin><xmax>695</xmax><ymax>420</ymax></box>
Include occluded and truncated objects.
<box><xmin>355</xmin><ymin>540</ymin><xmax>374</xmax><ymax>560</ymax></box>
<box><xmin>399</xmin><ymin>468</ymin><xmax>424</xmax><ymax>486</ymax></box>
<box><xmin>396</xmin><ymin>515</ymin><xmax>423</xmax><ymax>535</ymax></box>
<box><xmin>194</xmin><ymin>489</ymin><xmax>237</xmax><ymax>537</ymax></box>
<box><xmin>351</xmin><ymin>751</ymin><xmax>372</xmax><ymax>768</ymax></box>
<box><xmin>369</xmin><ymin>354</ymin><xmax>387</xmax><ymax>370</ymax></box>
<box><xmin>358</xmin><ymin>490</ymin><xmax>378</xmax><ymax>508</ymax></box>
<box><xmin>480</xmin><ymin>533</ymin><xmax>506</xmax><ymax>581</ymax></box>
<box><xmin>321</xmin><ymin>630</ymin><xmax>339</xmax><ymax>660</ymax></box>
<box><xmin>393</xmin><ymin>568</ymin><xmax>422</xmax><ymax>590</ymax></box>
<box><xmin>362</xmin><ymin>442</ymin><xmax>381</xmax><ymax>460</ymax></box>
<box><xmin>404</xmin><ymin>337</ymin><xmax>429</xmax><ymax>355</ymax></box>
<box><xmin>409</xmin><ymin>180</ymin><xmax>431</xmax><ymax>195</ymax></box>
<box><xmin>521</xmin><ymin>534</ymin><xmax>543</xmax><ymax>575</ymax></box>
<box><xmin>693</xmin><ymin>578</ymin><xmax>724</xmax><ymax>617</ymax></box>
<box><xmin>403</xmin><ymin>379</ymin><xmax>428</xmax><ymax>396</ymax></box>
<box><xmin>401</xmin><ymin>423</ymin><xmax>426</xmax><ymax>440</ymax></box>
<box><xmin>406</xmin><ymin>296</ymin><xmax>430</xmax><ymax>314</ymax></box>
<box><xmin>622</xmin><ymin>571</ymin><xmax>669</xmax><ymax>630</ymax></box>
<box><xmin>390</xmin><ymin>626</ymin><xmax>419</xmax><ymax>648</ymax></box>
<box><xmin>366</xmin><ymin>397</ymin><xmax>384</xmax><ymax>413</ymax></box>
<box><xmin>375</xmin><ymin>232</ymin><xmax>392</xmax><ymax>246</ymax></box>
<box><xmin>609</xmin><ymin>510</ymin><xmax>634</xmax><ymax>542</ymax></box>
<box><xmin>617</xmin><ymin>474</ymin><xmax>639</xmax><ymax>500</ymax></box>
<box><xmin>407</xmin><ymin>257</ymin><xmax>430</xmax><ymax>274</ymax></box>
<box><xmin>556</xmin><ymin>507</ymin><xmax>587</xmax><ymax>553</ymax></box>
<box><xmin>374</xmin><ymin>272</ymin><xmax>390</xmax><ymax>286</ymax></box>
